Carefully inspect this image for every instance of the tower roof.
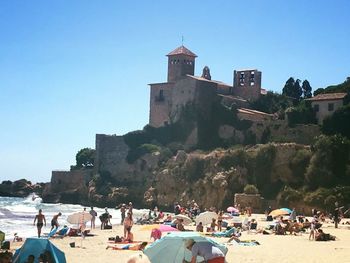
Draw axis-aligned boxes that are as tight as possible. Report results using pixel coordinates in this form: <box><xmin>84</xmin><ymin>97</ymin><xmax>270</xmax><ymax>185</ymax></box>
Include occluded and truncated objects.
<box><xmin>167</xmin><ymin>45</ymin><xmax>197</xmax><ymax>57</ymax></box>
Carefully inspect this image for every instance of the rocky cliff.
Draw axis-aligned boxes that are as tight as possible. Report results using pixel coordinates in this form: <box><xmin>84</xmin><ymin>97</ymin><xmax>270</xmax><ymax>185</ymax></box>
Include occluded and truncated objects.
<box><xmin>43</xmin><ymin>143</ymin><xmax>310</xmax><ymax>210</ymax></box>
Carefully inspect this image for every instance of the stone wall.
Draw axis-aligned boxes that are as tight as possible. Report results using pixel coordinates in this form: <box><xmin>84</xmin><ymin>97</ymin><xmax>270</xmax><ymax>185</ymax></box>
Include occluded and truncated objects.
<box><xmin>149</xmin><ymin>82</ymin><xmax>174</xmax><ymax>127</ymax></box>
<box><xmin>234</xmin><ymin>193</ymin><xmax>265</xmax><ymax>213</ymax></box>
<box><xmin>94</xmin><ymin>134</ymin><xmax>131</xmax><ymax>180</ymax></box>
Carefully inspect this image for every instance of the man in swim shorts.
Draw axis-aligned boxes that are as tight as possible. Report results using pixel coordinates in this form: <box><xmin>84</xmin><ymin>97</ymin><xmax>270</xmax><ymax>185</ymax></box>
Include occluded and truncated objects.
<box><xmin>33</xmin><ymin>209</ymin><xmax>46</xmax><ymax>238</ymax></box>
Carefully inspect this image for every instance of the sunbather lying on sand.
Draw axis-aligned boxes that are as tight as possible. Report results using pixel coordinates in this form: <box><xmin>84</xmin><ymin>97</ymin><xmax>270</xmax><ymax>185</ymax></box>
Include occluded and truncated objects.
<box><xmin>106</xmin><ymin>242</ymin><xmax>148</xmax><ymax>251</ymax></box>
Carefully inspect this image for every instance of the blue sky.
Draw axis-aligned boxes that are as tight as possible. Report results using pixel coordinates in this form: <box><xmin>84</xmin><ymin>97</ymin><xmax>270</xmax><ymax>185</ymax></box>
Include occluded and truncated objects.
<box><xmin>0</xmin><ymin>0</ymin><xmax>349</xmax><ymax>183</ymax></box>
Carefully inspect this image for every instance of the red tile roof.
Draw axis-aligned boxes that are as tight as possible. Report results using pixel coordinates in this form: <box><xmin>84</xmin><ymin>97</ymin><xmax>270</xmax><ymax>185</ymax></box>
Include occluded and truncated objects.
<box><xmin>167</xmin><ymin>45</ymin><xmax>197</xmax><ymax>57</ymax></box>
<box><xmin>306</xmin><ymin>92</ymin><xmax>347</xmax><ymax>101</ymax></box>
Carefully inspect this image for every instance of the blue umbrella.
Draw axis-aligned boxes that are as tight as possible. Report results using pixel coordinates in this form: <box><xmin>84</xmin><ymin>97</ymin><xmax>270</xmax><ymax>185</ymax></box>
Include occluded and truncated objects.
<box><xmin>280</xmin><ymin>208</ymin><xmax>292</xmax><ymax>214</ymax></box>
<box><xmin>144</xmin><ymin>232</ymin><xmax>227</xmax><ymax>263</ymax></box>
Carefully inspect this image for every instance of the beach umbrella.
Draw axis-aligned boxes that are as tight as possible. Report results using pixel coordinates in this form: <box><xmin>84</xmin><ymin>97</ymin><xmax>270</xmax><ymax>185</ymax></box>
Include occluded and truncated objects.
<box><xmin>141</xmin><ymin>224</ymin><xmax>179</xmax><ymax>232</ymax></box>
<box><xmin>280</xmin><ymin>208</ymin><xmax>292</xmax><ymax>214</ymax></box>
<box><xmin>174</xmin><ymin>214</ymin><xmax>192</xmax><ymax>225</ymax></box>
<box><xmin>159</xmin><ymin>224</ymin><xmax>179</xmax><ymax>232</ymax></box>
<box><xmin>269</xmin><ymin>209</ymin><xmax>289</xmax><ymax>218</ymax></box>
<box><xmin>194</xmin><ymin>211</ymin><xmax>218</xmax><ymax>226</ymax></box>
<box><xmin>226</xmin><ymin>206</ymin><xmax>239</xmax><ymax>213</ymax></box>
<box><xmin>13</xmin><ymin>238</ymin><xmax>66</xmax><ymax>263</ymax></box>
<box><xmin>144</xmin><ymin>232</ymin><xmax>227</xmax><ymax>263</ymax></box>
<box><xmin>67</xmin><ymin>212</ymin><xmax>92</xmax><ymax>225</ymax></box>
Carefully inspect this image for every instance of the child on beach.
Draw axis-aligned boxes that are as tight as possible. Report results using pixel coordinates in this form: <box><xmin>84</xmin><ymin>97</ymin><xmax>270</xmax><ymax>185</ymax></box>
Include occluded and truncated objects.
<box><xmin>210</xmin><ymin>218</ymin><xmax>217</xmax><ymax>232</ymax></box>
<box><xmin>309</xmin><ymin>217</ymin><xmax>316</xmax><ymax>240</ymax></box>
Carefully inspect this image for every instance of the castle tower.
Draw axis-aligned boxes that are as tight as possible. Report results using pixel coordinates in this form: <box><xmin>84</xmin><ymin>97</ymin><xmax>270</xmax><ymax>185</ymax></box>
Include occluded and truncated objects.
<box><xmin>233</xmin><ymin>69</ymin><xmax>262</xmax><ymax>101</ymax></box>
<box><xmin>167</xmin><ymin>45</ymin><xmax>197</xmax><ymax>82</ymax></box>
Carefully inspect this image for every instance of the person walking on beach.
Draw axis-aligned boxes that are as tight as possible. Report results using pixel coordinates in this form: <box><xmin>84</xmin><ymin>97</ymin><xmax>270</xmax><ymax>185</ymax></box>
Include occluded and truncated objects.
<box><xmin>50</xmin><ymin>212</ymin><xmax>62</xmax><ymax>231</ymax></box>
<box><xmin>33</xmin><ymin>209</ymin><xmax>46</xmax><ymax>238</ymax></box>
<box><xmin>89</xmin><ymin>207</ymin><xmax>97</xmax><ymax>229</ymax></box>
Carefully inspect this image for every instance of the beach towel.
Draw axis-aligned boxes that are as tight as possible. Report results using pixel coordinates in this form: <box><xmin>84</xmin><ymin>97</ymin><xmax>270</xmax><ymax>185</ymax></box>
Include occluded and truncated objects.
<box><xmin>48</xmin><ymin>228</ymin><xmax>58</xmax><ymax>238</ymax></box>
<box><xmin>228</xmin><ymin>240</ymin><xmax>260</xmax><ymax>246</ymax></box>
<box><xmin>212</xmin><ymin>227</ymin><xmax>236</xmax><ymax>237</ymax></box>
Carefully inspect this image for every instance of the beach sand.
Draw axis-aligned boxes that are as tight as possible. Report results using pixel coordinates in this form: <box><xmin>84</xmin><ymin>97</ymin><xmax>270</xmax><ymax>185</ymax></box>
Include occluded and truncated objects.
<box><xmin>10</xmin><ymin>214</ymin><xmax>350</xmax><ymax>263</ymax></box>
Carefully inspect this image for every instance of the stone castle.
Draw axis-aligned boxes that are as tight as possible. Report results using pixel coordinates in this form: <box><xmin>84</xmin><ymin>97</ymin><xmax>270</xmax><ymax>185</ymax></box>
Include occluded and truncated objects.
<box><xmin>44</xmin><ymin>45</ymin><xmax>320</xmax><ymax>207</ymax></box>
<box><xmin>149</xmin><ymin>45</ymin><xmax>263</xmax><ymax>127</ymax></box>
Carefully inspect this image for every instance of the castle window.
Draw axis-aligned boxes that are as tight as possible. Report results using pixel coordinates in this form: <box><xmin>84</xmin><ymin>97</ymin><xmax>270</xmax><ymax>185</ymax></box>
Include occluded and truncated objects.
<box><xmin>156</xmin><ymin>90</ymin><xmax>165</xmax><ymax>102</ymax></box>
<box><xmin>313</xmin><ymin>104</ymin><xmax>319</xmax><ymax>112</ymax></box>
<box><xmin>239</xmin><ymin>72</ymin><xmax>245</xmax><ymax>85</ymax></box>
<box><xmin>328</xmin><ymin>103</ymin><xmax>334</xmax><ymax>111</ymax></box>
<box><xmin>250</xmin><ymin>72</ymin><xmax>255</xmax><ymax>81</ymax></box>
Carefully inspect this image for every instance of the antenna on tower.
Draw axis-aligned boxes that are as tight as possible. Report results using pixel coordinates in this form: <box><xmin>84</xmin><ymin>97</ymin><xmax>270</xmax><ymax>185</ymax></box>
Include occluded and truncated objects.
<box><xmin>181</xmin><ymin>35</ymin><xmax>184</xmax><ymax>46</ymax></box>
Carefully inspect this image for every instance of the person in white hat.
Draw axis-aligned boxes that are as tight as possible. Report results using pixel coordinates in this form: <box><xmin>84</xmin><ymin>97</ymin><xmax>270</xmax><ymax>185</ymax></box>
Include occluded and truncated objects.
<box><xmin>183</xmin><ymin>239</ymin><xmax>225</xmax><ymax>263</ymax></box>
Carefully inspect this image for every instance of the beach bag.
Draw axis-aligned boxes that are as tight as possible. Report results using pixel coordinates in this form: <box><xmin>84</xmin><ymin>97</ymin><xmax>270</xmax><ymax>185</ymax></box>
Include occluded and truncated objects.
<box><xmin>104</xmin><ymin>225</ymin><xmax>112</xmax><ymax>230</ymax></box>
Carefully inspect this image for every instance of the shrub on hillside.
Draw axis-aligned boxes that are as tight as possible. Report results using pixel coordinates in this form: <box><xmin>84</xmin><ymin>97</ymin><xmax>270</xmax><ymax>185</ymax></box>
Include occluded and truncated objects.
<box><xmin>243</xmin><ymin>184</ymin><xmax>259</xmax><ymax>194</ymax></box>
<box><xmin>289</xmin><ymin>149</ymin><xmax>312</xmax><ymax>186</ymax></box>
<box><xmin>303</xmin><ymin>188</ymin><xmax>332</xmax><ymax>208</ymax></box>
<box><xmin>305</xmin><ymin>135</ymin><xmax>350</xmax><ymax>189</ymax></box>
<box><xmin>322</xmin><ymin>104</ymin><xmax>350</xmax><ymax>139</ymax></box>
<box><xmin>126</xmin><ymin>144</ymin><xmax>160</xmax><ymax>164</ymax></box>
<box><xmin>184</xmin><ymin>157</ymin><xmax>206</xmax><ymax>183</ymax></box>
<box><xmin>218</xmin><ymin>149</ymin><xmax>250</xmax><ymax>170</ymax></box>
<box><xmin>277</xmin><ymin>187</ymin><xmax>303</xmax><ymax>207</ymax></box>
<box><xmin>286</xmin><ymin>101</ymin><xmax>317</xmax><ymax>127</ymax></box>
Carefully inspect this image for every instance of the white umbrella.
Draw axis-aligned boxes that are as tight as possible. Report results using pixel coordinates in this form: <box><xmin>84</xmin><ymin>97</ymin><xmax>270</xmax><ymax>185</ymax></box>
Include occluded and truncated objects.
<box><xmin>67</xmin><ymin>212</ymin><xmax>92</xmax><ymax>225</ymax></box>
<box><xmin>174</xmin><ymin>214</ymin><xmax>192</xmax><ymax>225</ymax></box>
<box><xmin>195</xmin><ymin>211</ymin><xmax>218</xmax><ymax>226</ymax></box>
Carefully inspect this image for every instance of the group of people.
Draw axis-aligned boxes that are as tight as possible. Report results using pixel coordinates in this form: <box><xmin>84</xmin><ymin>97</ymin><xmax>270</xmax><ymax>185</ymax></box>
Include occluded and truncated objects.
<box><xmin>33</xmin><ymin>210</ymin><xmax>62</xmax><ymax>238</ymax></box>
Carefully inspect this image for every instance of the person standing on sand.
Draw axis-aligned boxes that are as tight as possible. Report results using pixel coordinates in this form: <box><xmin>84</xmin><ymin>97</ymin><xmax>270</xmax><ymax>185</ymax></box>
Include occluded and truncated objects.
<box><xmin>50</xmin><ymin>212</ymin><xmax>62</xmax><ymax>231</ymax></box>
<box><xmin>33</xmin><ymin>209</ymin><xmax>46</xmax><ymax>238</ymax></box>
<box><xmin>89</xmin><ymin>207</ymin><xmax>97</xmax><ymax>229</ymax></box>
<box><xmin>128</xmin><ymin>202</ymin><xmax>133</xmax><ymax>216</ymax></box>
<box><xmin>124</xmin><ymin>212</ymin><xmax>133</xmax><ymax>238</ymax></box>
<box><xmin>120</xmin><ymin>204</ymin><xmax>126</xmax><ymax>225</ymax></box>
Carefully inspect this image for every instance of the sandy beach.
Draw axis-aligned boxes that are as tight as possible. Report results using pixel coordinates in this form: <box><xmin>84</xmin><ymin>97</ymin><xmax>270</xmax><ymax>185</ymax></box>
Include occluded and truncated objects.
<box><xmin>9</xmin><ymin>214</ymin><xmax>350</xmax><ymax>263</ymax></box>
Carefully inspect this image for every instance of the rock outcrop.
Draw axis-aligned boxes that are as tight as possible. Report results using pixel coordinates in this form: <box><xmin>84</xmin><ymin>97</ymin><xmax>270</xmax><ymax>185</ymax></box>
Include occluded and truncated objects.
<box><xmin>0</xmin><ymin>179</ymin><xmax>46</xmax><ymax>197</ymax></box>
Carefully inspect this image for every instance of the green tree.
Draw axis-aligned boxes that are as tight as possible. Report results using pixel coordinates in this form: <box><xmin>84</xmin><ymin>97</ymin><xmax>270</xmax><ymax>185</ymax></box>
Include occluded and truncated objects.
<box><xmin>282</xmin><ymin>77</ymin><xmax>303</xmax><ymax>104</ymax></box>
<box><xmin>302</xmin><ymin>80</ymin><xmax>312</xmax><ymax>98</ymax></box>
<box><xmin>313</xmin><ymin>88</ymin><xmax>324</xmax><ymax>96</ymax></box>
<box><xmin>322</xmin><ymin>104</ymin><xmax>350</xmax><ymax>139</ymax></box>
<box><xmin>76</xmin><ymin>148</ymin><xmax>95</xmax><ymax>168</ymax></box>
<box><xmin>250</xmin><ymin>91</ymin><xmax>292</xmax><ymax>115</ymax></box>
